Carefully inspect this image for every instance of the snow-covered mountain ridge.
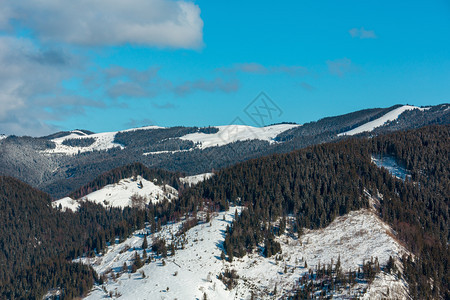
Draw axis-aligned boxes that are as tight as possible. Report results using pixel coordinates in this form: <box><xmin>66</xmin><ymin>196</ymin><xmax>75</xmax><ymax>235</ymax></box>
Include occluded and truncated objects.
<box><xmin>43</xmin><ymin>124</ymin><xmax>299</xmax><ymax>155</ymax></box>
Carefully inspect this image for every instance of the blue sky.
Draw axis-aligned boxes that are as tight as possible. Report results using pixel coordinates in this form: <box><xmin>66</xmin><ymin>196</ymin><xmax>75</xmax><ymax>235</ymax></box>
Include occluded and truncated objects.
<box><xmin>0</xmin><ymin>0</ymin><xmax>449</xmax><ymax>135</ymax></box>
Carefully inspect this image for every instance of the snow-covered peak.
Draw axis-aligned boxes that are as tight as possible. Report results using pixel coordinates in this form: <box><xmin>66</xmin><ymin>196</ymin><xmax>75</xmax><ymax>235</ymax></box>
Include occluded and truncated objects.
<box><xmin>180</xmin><ymin>123</ymin><xmax>300</xmax><ymax>149</ymax></box>
<box><xmin>0</xmin><ymin>134</ymin><xmax>7</xmax><ymax>140</ymax></box>
<box><xmin>81</xmin><ymin>176</ymin><xmax>177</xmax><ymax>209</ymax></box>
<box><xmin>338</xmin><ymin>105</ymin><xmax>425</xmax><ymax>136</ymax></box>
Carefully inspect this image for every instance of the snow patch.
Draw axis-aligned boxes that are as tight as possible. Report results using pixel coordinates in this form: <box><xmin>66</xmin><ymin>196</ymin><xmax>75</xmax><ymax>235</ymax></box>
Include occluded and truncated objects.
<box><xmin>52</xmin><ymin>197</ymin><xmax>80</xmax><ymax>212</ymax></box>
<box><xmin>143</xmin><ymin>149</ymin><xmax>191</xmax><ymax>156</ymax></box>
<box><xmin>371</xmin><ymin>155</ymin><xmax>411</xmax><ymax>181</ymax></box>
<box><xmin>180</xmin><ymin>124</ymin><xmax>300</xmax><ymax>149</ymax></box>
<box><xmin>338</xmin><ymin>105</ymin><xmax>425</xmax><ymax>136</ymax></box>
<box><xmin>180</xmin><ymin>173</ymin><xmax>214</xmax><ymax>186</ymax></box>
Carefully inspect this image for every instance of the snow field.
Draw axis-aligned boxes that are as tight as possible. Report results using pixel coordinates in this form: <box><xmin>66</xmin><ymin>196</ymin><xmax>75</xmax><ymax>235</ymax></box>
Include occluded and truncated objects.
<box><xmin>180</xmin><ymin>173</ymin><xmax>214</xmax><ymax>186</ymax></box>
<box><xmin>338</xmin><ymin>105</ymin><xmax>425</xmax><ymax>136</ymax></box>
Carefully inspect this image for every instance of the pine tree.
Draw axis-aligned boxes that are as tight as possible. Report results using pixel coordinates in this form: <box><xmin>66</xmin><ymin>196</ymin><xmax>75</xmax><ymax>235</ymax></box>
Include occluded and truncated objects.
<box><xmin>142</xmin><ymin>235</ymin><xmax>148</xmax><ymax>249</ymax></box>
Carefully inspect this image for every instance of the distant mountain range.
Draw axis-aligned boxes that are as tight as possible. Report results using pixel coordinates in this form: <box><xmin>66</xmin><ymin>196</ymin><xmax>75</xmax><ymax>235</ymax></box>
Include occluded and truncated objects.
<box><xmin>0</xmin><ymin>103</ymin><xmax>448</xmax><ymax>199</ymax></box>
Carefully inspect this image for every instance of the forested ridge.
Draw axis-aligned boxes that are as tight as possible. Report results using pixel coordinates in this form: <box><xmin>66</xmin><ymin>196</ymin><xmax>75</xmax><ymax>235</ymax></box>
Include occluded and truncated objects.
<box><xmin>0</xmin><ymin>125</ymin><xmax>448</xmax><ymax>299</ymax></box>
<box><xmin>178</xmin><ymin>124</ymin><xmax>449</xmax><ymax>298</ymax></box>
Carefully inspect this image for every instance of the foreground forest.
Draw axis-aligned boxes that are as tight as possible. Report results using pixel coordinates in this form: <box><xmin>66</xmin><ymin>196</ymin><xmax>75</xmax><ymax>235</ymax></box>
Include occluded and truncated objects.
<box><xmin>0</xmin><ymin>125</ymin><xmax>448</xmax><ymax>299</ymax></box>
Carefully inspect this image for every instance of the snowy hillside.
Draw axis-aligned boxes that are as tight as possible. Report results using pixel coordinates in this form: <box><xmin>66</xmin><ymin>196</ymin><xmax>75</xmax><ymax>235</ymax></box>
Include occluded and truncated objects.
<box><xmin>43</xmin><ymin>126</ymin><xmax>164</xmax><ymax>155</ymax></box>
<box><xmin>80</xmin><ymin>206</ymin><xmax>408</xmax><ymax>299</ymax></box>
<box><xmin>43</xmin><ymin>130</ymin><xmax>124</xmax><ymax>155</ymax></box>
<box><xmin>53</xmin><ymin>176</ymin><xmax>178</xmax><ymax>210</ymax></box>
<box><xmin>180</xmin><ymin>124</ymin><xmax>300</xmax><ymax>149</ymax></box>
<box><xmin>0</xmin><ymin>134</ymin><xmax>7</xmax><ymax>140</ymax></box>
<box><xmin>338</xmin><ymin>105</ymin><xmax>427</xmax><ymax>136</ymax></box>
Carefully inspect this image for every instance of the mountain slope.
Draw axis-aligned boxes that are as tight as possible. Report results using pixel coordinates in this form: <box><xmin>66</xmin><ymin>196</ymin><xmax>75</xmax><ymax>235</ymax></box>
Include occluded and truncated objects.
<box><xmin>2</xmin><ymin>124</ymin><xmax>448</xmax><ymax>299</ymax></box>
<box><xmin>81</xmin><ymin>206</ymin><xmax>409</xmax><ymax>299</ymax></box>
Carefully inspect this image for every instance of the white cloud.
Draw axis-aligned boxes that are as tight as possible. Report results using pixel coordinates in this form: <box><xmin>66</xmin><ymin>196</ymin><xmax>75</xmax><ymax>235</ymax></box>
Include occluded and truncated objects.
<box><xmin>349</xmin><ymin>27</ymin><xmax>377</xmax><ymax>39</ymax></box>
<box><xmin>3</xmin><ymin>0</ymin><xmax>203</xmax><ymax>49</ymax></box>
<box><xmin>0</xmin><ymin>37</ymin><xmax>102</xmax><ymax>136</ymax></box>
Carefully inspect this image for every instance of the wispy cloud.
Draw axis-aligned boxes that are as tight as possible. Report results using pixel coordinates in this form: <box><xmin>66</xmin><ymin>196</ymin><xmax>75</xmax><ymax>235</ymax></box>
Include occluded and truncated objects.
<box><xmin>299</xmin><ymin>82</ymin><xmax>315</xmax><ymax>91</ymax></box>
<box><xmin>88</xmin><ymin>66</ymin><xmax>240</xmax><ymax>100</ymax></box>
<box><xmin>218</xmin><ymin>63</ymin><xmax>308</xmax><ymax>76</ymax></box>
<box><xmin>327</xmin><ymin>58</ymin><xmax>355</xmax><ymax>77</ymax></box>
<box><xmin>2</xmin><ymin>0</ymin><xmax>204</xmax><ymax>49</ymax></box>
<box><xmin>174</xmin><ymin>78</ymin><xmax>239</xmax><ymax>96</ymax></box>
<box><xmin>152</xmin><ymin>102</ymin><xmax>176</xmax><ymax>109</ymax></box>
<box><xmin>349</xmin><ymin>27</ymin><xmax>377</xmax><ymax>39</ymax></box>
<box><xmin>124</xmin><ymin>118</ymin><xmax>156</xmax><ymax>128</ymax></box>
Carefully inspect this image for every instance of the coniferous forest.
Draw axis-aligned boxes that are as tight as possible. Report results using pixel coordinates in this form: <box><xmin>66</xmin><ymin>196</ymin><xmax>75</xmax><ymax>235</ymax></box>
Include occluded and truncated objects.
<box><xmin>0</xmin><ymin>124</ymin><xmax>448</xmax><ymax>299</ymax></box>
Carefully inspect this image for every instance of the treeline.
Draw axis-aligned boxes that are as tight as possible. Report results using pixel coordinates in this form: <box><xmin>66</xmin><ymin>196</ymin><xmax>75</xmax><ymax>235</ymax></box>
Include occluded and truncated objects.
<box><xmin>70</xmin><ymin>162</ymin><xmax>182</xmax><ymax>199</ymax></box>
<box><xmin>62</xmin><ymin>137</ymin><xmax>96</xmax><ymax>148</ymax></box>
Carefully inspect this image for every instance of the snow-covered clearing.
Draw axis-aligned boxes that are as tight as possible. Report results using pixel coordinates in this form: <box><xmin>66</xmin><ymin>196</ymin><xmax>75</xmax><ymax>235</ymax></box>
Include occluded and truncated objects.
<box><xmin>180</xmin><ymin>173</ymin><xmax>214</xmax><ymax>186</ymax></box>
<box><xmin>82</xmin><ymin>206</ymin><xmax>408</xmax><ymax>299</ymax></box>
<box><xmin>180</xmin><ymin>124</ymin><xmax>300</xmax><ymax>149</ymax></box>
<box><xmin>338</xmin><ymin>105</ymin><xmax>425</xmax><ymax>136</ymax></box>
<box><xmin>53</xmin><ymin>176</ymin><xmax>177</xmax><ymax>211</ymax></box>
<box><xmin>52</xmin><ymin>197</ymin><xmax>80</xmax><ymax>212</ymax></box>
<box><xmin>371</xmin><ymin>155</ymin><xmax>411</xmax><ymax>181</ymax></box>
